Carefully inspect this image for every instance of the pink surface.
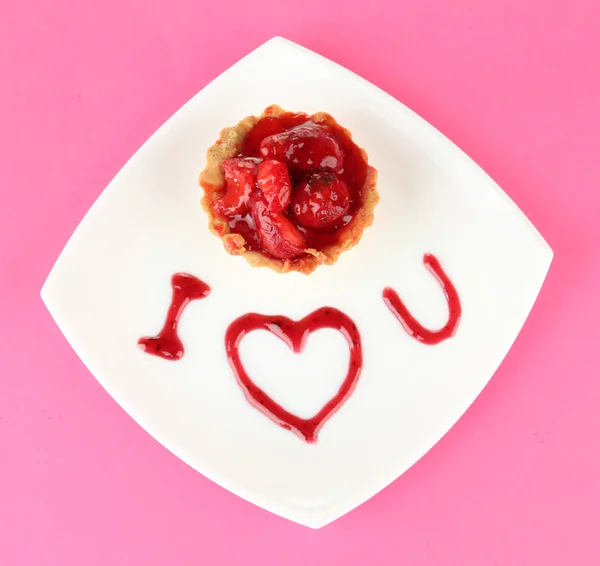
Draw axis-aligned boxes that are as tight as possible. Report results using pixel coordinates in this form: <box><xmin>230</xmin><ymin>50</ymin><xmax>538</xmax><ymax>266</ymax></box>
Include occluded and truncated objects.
<box><xmin>1</xmin><ymin>0</ymin><xmax>599</xmax><ymax>564</ymax></box>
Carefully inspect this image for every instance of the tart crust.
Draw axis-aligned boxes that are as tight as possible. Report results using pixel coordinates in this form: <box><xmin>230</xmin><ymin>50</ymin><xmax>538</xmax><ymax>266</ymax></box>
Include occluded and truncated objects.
<box><xmin>198</xmin><ymin>105</ymin><xmax>379</xmax><ymax>274</ymax></box>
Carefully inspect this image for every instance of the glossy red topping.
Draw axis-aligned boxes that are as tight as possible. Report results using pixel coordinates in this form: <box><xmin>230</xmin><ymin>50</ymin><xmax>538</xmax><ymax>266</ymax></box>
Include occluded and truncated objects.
<box><xmin>256</xmin><ymin>159</ymin><xmax>292</xmax><ymax>212</ymax></box>
<box><xmin>260</xmin><ymin>122</ymin><xmax>344</xmax><ymax>172</ymax></box>
<box><xmin>249</xmin><ymin>192</ymin><xmax>306</xmax><ymax>259</ymax></box>
<box><xmin>214</xmin><ymin>157</ymin><xmax>261</xmax><ymax>217</ymax></box>
<box><xmin>241</xmin><ymin>114</ymin><xmax>308</xmax><ymax>158</ymax></box>
<box><xmin>210</xmin><ymin>111</ymin><xmax>370</xmax><ymax>264</ymax></box>
<box><xmin>291</xmin><ymin>171</ymin><xmax>351</xmax><ymax>230</ymax></box>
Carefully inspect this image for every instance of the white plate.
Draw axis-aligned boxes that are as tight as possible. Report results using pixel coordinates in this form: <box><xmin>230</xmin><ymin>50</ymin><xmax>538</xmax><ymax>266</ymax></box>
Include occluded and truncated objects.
<box><xmin>41</xmin><ymin>37</ymin><xmax>553</xmax><ymax>528</ymax></box>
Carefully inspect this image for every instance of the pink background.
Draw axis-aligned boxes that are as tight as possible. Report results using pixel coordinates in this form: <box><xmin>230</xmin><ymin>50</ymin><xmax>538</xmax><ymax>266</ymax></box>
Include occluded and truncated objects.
<box><xmin>1</xmin><ymin>0</ymin><xmax>599</xmax><ymax>564</ymax></box>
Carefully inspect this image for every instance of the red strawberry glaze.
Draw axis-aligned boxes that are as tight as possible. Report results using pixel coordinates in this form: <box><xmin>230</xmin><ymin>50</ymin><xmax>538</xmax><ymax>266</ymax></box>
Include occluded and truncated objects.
<box><xmin>256</xmin><ymin>159</ymin><xmax>292</xmax><ymax>212</ymax></box>
<box><xmin>210</xmin><ymin>111</ymin><xmax>370</xmax><ymax>262</ymax></box>
<box><xmin>291</xmin><ymin>171</ymin><xmax>351</xmax><ymax>230</ymax></box>
<box><xmin>214</xmin><ymin>157</ymin><xmax>261</xmax><ymax>217</ymax></box>
<box><xmin>383</xmin><ymin>254</ymin><xmax>461</xmax><ymax>345</ymax></box>
<box><xmin>241</xmin><ymin>114</ymin><xmax>308</xmax><ymax>157</ymax></box>
<box><xmin>250</xmin><ymin>192</ymin><xmax>306</xmax><ymax>259</ymax></box>
<box><xmin>260</xmin><ymin>122</ymin><xmax>345</xmax><ymax>172</ymax></box>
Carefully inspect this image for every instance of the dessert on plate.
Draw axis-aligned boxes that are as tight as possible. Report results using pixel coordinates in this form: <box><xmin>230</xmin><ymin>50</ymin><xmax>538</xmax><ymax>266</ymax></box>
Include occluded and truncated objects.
<box><xmin>199</xmin><ymin>105</ymin><xmax>379</xmax><ymax>274</ymax></box>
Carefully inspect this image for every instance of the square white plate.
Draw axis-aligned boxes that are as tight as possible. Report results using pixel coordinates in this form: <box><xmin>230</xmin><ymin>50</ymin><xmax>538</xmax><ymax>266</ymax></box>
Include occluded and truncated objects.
<box><xmin>42</xmin><ymin>37</ymin><xmax>552</xmax><ymax>528</ymax></box>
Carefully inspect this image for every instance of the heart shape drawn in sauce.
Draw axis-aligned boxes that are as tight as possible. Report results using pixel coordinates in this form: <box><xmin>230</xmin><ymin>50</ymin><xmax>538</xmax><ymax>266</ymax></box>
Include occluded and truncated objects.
<box><xmin>225</xmin><ymin>307</ymin><xmax>363</xmax><ymax>443</ymax></box>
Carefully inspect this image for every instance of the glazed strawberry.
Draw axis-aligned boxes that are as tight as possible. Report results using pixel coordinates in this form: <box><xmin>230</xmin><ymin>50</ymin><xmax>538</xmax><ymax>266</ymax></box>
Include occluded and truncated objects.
<box><xmin>260</xmin><ymin>122</ymin><xmax>345</xmax><ymax>172</ymax></box>
<box><xmin>213</xmin><ymin>157</ymin><xmax>261</xmax><ymax>216</ymax></box>
<box><xmin>250</xmin><ymin>192</ymin><xmax>306</xmax><ymax>259</ymax></box>
<box><xmin>256</xmin><ymin>159</ymin><xmax>292</xmax><ymax>212</ymax></box>
<box><xmin>291</xmin><ymin>171</ymin><xmax>351</xmax><ymax>231</ymax></box>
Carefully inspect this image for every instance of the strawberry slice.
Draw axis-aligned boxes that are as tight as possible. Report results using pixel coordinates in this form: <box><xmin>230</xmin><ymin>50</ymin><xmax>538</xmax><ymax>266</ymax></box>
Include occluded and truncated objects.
<box><xmin>291</xmin><ymin>171</ymin><xmax>351</xmax><ymax>230</ymax></box>
<box><xmin>213</xmin><ymin>157</ymin><xmax>261</xmax><ymax>217</ymax></box>
<box><xmin>256</xmin><ymin>159</ymin><xmax>292</xmax><ymax>212</ymax></box>
<box><xmin>250</xmin><ymin>192</ymin><xmax>306</xmax><ymax>259</ymax></box>
<box><xmin>259</xmin><ymin>122</ymin><xmax>345</xmax><ymax>172</ymax></box>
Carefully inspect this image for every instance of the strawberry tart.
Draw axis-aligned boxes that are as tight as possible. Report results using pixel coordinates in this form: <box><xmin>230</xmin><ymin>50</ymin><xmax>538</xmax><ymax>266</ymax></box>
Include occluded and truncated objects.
<box><xmin>199</xmin><ymin>105</ymin><xmax>379</xmax><ymax>274</ymax></box>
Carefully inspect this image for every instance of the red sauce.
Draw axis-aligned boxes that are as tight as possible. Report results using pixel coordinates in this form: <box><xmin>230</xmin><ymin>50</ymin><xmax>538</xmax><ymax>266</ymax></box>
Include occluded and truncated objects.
<box><xmin>227</xmin><ymin>213</ymin><xmax>260</xmax><ymax>251</ymax></box>
<box><xmin>383</xmin><ymin>254</ymin><xmax>461</xmax><ymax>345</ymax></box>
<box><xmin>241</xmin><ymin>114</ymin><xmax>308</xmax><ymax>157</ymax></box>
<box><xmin>138</xmin><ymin>273</ymin><xmax>210</xmax><ymax>360</ymax></box>
<box><xmin>225</xmin><ymin>307</ymin><xmax>362</xmax><ymax>443</ymax></box>
<box><xmin>205</xmin><ymin>109</ymin><xmax>370</xmax><ymax>263</ymax></box>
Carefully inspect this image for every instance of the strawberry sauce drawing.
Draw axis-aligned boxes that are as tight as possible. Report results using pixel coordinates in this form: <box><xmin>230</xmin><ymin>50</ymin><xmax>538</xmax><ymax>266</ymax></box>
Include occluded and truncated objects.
<box><xmin>138</xmin><ymin>273</ymin><xmax>210</xmax><ymax>360</ymax></box>
<box><xmin>225</xmin><ymin>307</ymin><xmax>363</xmax><ymax>443</ymax></box>
<box><xmin>139</xmin><ymin>253</ymin><xmax>461</xmax><ymax>442</ymax></box>
<box><xmin>383</xmin><ymin>253</ymin><xmax>461</xmax><ymax>345</ymax></box>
